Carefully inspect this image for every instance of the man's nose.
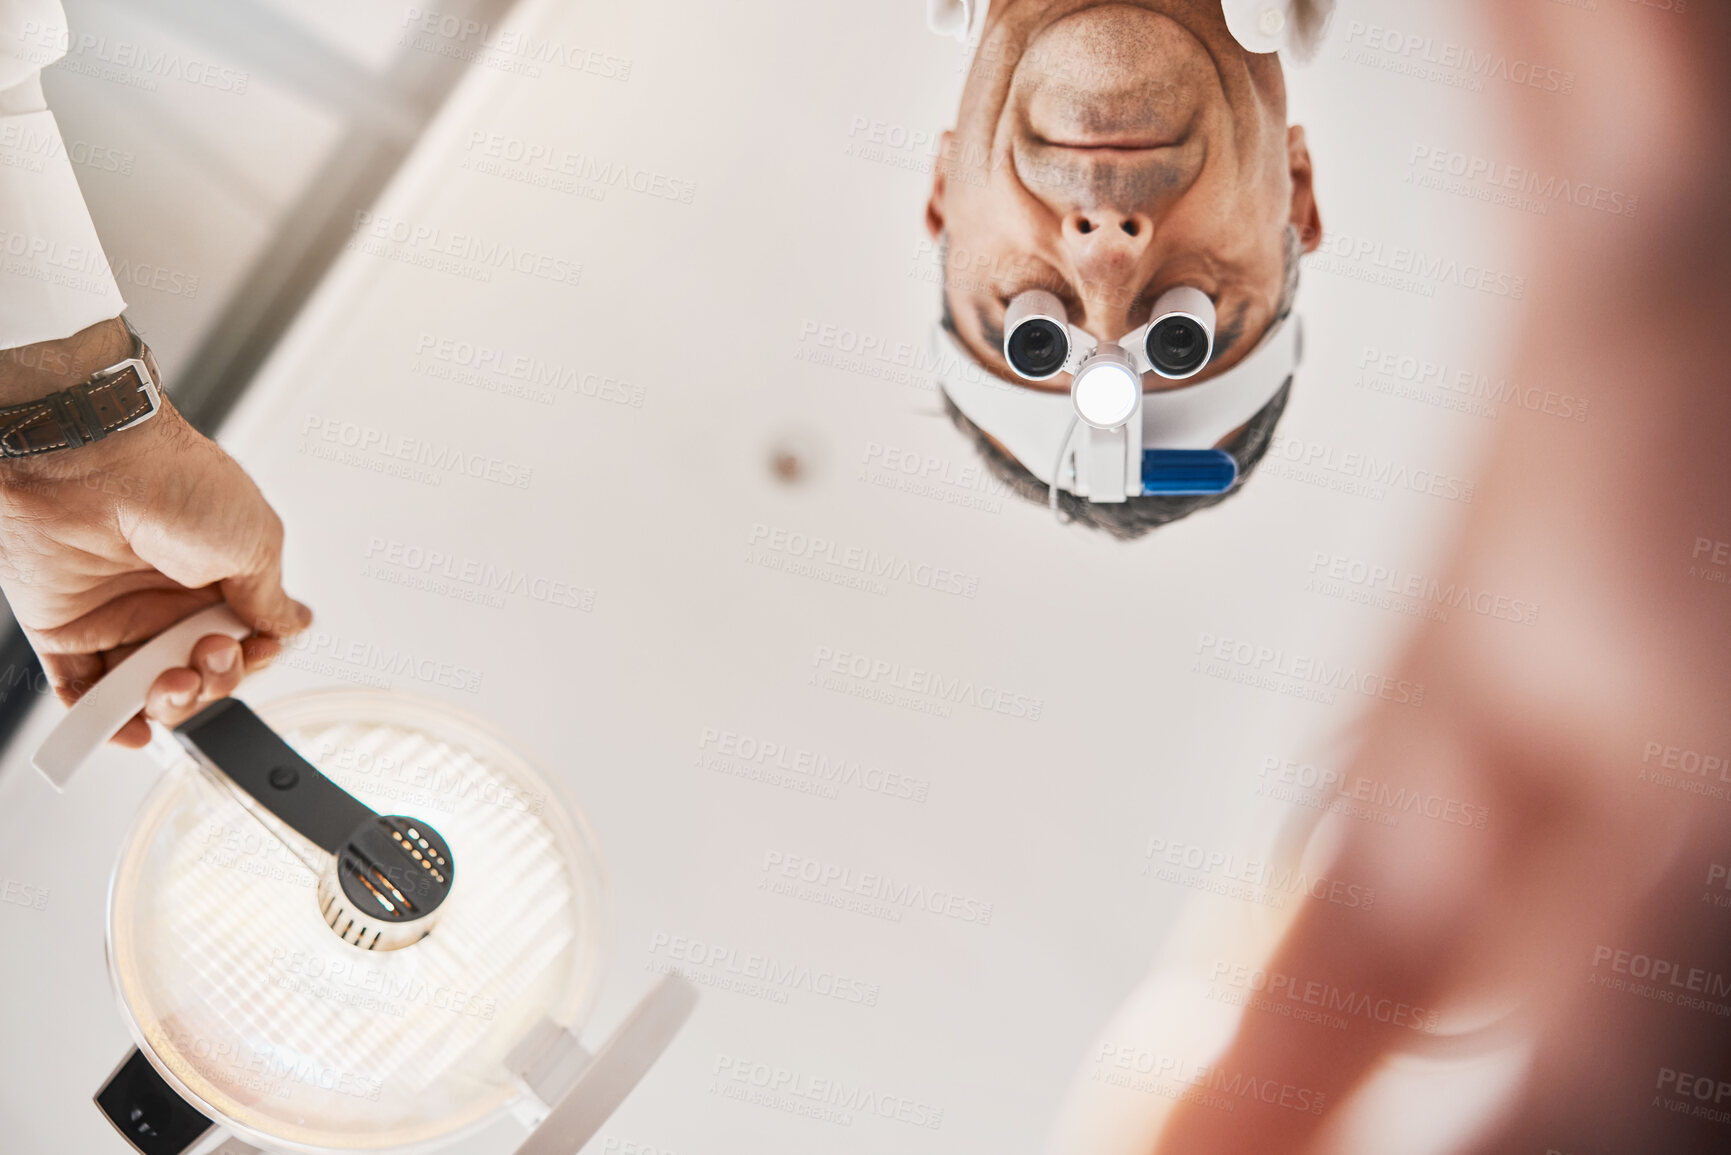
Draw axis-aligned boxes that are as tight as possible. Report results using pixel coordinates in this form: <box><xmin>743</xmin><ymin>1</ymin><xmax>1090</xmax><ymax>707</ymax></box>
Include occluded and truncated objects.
<box><xmin>1060</xmin><ymin>209</ymin><xmax>1152</xmax><ymax>335</ymax></box>
<box><xmin>1061</xmin><ymin>209</ymin><xmax>1154</xmax><ymax>265</ymax></box>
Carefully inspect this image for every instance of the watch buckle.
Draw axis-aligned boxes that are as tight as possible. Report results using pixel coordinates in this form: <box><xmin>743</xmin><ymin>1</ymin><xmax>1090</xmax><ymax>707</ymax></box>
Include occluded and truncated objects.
<box><xmin>105</xmin><ymin>358</ymin><xmax>161</xmax><ymax>432</ymax></box>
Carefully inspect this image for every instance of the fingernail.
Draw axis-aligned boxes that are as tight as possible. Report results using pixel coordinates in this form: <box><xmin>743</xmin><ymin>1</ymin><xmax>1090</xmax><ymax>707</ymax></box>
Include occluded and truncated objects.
<box><xmin>170</xmin><ymin>686</ymin><xmax>196</xmax><ymax>707</ymax></box>
<box><xmin>206</xmin><ymin>646</ymin><xmax>236</xmax><ymax>674</ymax></box>
<box><xmin>292</xmin><ymin>600</ymin><xmax>312</xmax><ymax>628</ymax></box>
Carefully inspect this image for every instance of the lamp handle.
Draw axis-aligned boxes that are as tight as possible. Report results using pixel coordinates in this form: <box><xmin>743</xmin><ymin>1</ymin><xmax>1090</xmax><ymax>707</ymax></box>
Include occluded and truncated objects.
<box><xmin>516</xmin><ymin>975</ymin><xmax>698</xmax><ymax>1155</ymax></box>
<box><xmin>32</xmin><ymin>603</ymin><xmax>250</xmax><ymax>790</ymax></box>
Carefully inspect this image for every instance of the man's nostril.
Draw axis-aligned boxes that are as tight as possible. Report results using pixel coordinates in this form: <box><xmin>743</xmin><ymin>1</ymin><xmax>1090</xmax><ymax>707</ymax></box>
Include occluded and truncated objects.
<box><xmin>1121</xmin><ymin>220</ymin><xmax>1139</xmax><ymax>237</ymax></box>
<box><xmin>1076</xmin><ymin>218</ymin><xmax>1093</xmax><ymax>234</ymax></box>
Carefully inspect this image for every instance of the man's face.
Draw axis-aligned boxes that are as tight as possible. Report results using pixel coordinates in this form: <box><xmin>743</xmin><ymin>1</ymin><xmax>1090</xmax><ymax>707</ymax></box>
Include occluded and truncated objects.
<box><xmin>928</xmin><ymin>0</ymin><xmax>1321</xmax><ymax>399</ymax></box>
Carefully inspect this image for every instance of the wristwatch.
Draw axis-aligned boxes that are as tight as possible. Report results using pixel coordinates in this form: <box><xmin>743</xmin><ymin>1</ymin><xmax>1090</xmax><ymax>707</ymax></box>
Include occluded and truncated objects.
<box><xmin>0</xmin><ymin>323</ymin><xmax>162</xmax><ymax>458</ymax></box>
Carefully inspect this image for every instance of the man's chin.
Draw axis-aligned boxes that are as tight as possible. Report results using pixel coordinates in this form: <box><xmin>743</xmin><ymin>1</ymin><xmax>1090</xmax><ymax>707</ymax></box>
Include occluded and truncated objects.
<box><xmin>1017</xmin><ymin>3</ymin><xmax>1211</xmax><ymax>147</ymax></box>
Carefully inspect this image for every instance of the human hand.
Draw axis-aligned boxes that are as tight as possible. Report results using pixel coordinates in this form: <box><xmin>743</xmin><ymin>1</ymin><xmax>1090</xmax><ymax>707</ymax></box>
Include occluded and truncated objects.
<box><xmin>0</xmin><ymin>318</ymin><xmax>311</xmax><ymax>746</ymax></box>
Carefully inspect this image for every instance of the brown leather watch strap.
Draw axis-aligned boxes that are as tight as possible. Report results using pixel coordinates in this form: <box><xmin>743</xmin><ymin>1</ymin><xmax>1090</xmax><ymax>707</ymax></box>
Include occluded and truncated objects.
<box><xmin>0</xmin><ymin>344</ymin><xmax>161</xmax><ymax>459</ymax></box>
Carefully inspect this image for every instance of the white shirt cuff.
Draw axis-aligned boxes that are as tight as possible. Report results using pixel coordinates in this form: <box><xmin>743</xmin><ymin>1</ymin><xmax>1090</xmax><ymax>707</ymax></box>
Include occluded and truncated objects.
<box><xmin>0</xmin><ymin>108</ymin><xmax>127</xmax><ymax>347</ymax></box>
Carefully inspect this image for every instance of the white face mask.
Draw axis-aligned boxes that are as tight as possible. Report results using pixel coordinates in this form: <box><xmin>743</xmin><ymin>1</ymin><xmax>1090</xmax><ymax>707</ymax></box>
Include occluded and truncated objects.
<box><xmin>933</xmin><ymin>311</ymin><xmax>1302</xmax><ymax>503</ymax></box>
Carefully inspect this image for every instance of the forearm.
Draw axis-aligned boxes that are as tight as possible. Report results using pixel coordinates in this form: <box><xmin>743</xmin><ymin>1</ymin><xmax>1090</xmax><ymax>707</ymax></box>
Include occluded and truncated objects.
<box><xmin>0</xmin><ymin>315</ymin><xmax>133</xmax><ymax>403</ymax></box>
<box><xmin>0</xmin><ymin>316</ymin><xmax>186</xmax><ymax>504</ymax></box>
<box><xmin>1154</xmin><ymin>6</ymin><xmax>1731</xmax><ymax>1153</ymax></box>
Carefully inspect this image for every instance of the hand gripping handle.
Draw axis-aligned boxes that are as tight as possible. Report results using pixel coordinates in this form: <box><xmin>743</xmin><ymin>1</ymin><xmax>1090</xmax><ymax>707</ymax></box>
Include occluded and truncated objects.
<box><xmin>32</xmin><ymin>603</ymin><xmax>250</xmax><ymax>790</ymax></box>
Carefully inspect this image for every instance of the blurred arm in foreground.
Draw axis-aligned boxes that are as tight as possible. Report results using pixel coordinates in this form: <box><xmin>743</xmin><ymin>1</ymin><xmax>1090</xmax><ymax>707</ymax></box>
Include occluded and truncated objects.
<box><xmin>1108</xmin><ymin>4</ymin><xmax>1731</xmax><ymax>1152</ymax></box>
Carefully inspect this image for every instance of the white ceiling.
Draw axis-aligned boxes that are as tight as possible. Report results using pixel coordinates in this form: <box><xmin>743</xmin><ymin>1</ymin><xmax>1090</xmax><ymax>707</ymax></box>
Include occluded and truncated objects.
<box><xmin>0</xmin><ymin>0</ymin><xmax>1543</xmax><ymax>1151</ymax></box>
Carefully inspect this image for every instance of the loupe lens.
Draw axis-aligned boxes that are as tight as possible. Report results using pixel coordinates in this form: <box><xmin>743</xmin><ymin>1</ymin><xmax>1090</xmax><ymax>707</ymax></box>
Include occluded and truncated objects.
<box><xmin>1148</xmin><ymin>316</ymin><xmax>1209</xmax><ymax>377</ymax></box>
<box><xmin>1007</xmin><ymin>318</ymin><xmax>1068</xmax><ymax>378</ymax></box>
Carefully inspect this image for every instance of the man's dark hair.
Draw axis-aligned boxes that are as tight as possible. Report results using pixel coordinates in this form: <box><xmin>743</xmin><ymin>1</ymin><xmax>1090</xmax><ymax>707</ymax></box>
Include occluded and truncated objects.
<box><xmin>939</xmin><ymin>225</ymin><xmax>1301</xmax><ymax>540</ymax></box>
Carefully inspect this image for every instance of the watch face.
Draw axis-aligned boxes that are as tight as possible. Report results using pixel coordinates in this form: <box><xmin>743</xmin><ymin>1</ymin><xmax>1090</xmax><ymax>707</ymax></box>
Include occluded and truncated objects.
<box><xmin>106</xmin><ymin>690</ymin><xmax>607</xmax><ymax>1152</ymax></box>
